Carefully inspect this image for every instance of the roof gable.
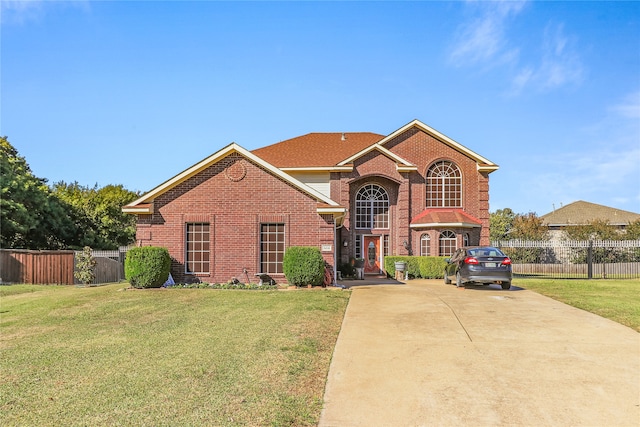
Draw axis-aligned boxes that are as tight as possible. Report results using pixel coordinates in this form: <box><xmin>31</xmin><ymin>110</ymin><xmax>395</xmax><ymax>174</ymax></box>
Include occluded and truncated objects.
<box><xmin>541</xmin><ymin>200</ymin><xmax>640</xmax><ymax>226</ymax></box>
<box><xmin>380</xmin><ymin>119</ymin><xmax>498</xmax><ymax>173</ymax></box>
<box><xmin>123</xmin><ymin>143</ymin><xmax>342</xmax><ymax>213</ymax></box>
<box><xmin>337</xmin><ymin>143</ymin><xmax>417</xmax><ymax>172</ymax></box>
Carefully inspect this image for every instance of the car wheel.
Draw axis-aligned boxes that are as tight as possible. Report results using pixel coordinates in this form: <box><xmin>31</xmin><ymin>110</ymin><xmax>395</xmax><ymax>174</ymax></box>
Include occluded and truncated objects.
<box><xmin>456</xmin><ymin>272</ymin><xmax>464</xmax><ymax>288</ymax></box>
<box><xmin>501</xmin><ymin>281</ymin><xmax>511</xmax><ymax>290</ymax></box>
<box><xmin>444</xmin><ymin>271</ymin><xmax>451</xmax><ymax>284</ymax></box>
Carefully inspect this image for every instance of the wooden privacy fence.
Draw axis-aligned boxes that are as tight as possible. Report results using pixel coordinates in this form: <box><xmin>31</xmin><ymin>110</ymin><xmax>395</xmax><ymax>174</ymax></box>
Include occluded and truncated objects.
<box><xmin>493</xmin><ymin>240</ymin><xmax>640</xmax><ymax>279</ymax></box>
<box><xmin>0</xmin><ymin>249</ymin><xmax>75</xmax><ymax>285</ymax></box>
<box><xmin>75</xmin><ymin>249</ymin><xmax>127</xmax><ymax>285</ymax></box>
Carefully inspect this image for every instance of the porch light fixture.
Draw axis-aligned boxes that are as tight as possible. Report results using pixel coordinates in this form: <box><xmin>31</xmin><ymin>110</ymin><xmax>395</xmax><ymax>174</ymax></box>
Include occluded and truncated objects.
<box><xmin>343</xmin><ymin>239</ymin><xmax>348</xmax><ymax>247</ymax></box>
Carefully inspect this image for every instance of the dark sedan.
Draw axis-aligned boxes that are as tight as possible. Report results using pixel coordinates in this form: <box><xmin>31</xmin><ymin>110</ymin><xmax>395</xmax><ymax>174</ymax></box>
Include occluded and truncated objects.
<box><xmin>444</xmin><ymin>246</ymin><xmax>512</xmax><ymax>289</ymax></box>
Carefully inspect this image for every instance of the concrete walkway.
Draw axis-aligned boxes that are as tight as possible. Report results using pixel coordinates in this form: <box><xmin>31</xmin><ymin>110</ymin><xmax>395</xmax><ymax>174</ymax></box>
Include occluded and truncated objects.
<box><xmin>320</xmin><ymin>279</ymin><xmax>640</xmax><ymax>427</ymax></box>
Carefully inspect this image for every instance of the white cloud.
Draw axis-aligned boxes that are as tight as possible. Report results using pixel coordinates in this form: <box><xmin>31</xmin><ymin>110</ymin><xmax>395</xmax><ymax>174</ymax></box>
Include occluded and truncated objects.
<box><xmin>1</xmin><ymin>0</ymin><xmax>89</xmax><ymax>25</ymax></box>
<box><xmin>449</xmin><ymin>1</ymin><xmax>527</xmax><ymax>68</ymax></box>
<box><xmin>510</xmin><ymin>23</ymin><xmax>585</xmax><ymax>95</ymax></box>
<box><xmin>610</xmin><ymin>91</ymin><xmax>640</xmax><ymax>120</ymax></box>
<box><xmin>449</xmin><ymin>2</ymin><xmax>586</xmax><ymax>95</ymax></box>
<box><xmin>525</xmin><ymin>92</ymin><xmax>640</xmax><ymax>213</ymax></box>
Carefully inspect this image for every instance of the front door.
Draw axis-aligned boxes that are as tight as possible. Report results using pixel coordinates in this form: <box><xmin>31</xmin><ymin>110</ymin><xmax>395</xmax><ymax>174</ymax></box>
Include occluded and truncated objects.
<box><xmin>363</xmin><ymin>236</ymin><xmax>381</xmax><ymax>274</ymax></box>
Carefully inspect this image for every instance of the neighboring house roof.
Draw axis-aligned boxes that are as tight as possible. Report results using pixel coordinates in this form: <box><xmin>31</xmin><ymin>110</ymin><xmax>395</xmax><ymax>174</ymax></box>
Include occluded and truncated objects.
<box><xmin>251</xmin><ymin>132</ymin><xmax>384</xmax><ymax>169</ymax></box>
<box><xmin>410</xmin><ymin>209</ymin><xmax>482</xmax><ymax>229</ymax></box>
<box><xmin>122</xmin><ymin>143</ymin><xmax>345</xmax><ymax>217</ymax></box>
<box><xmin>250</xmin><ymin>119</ymin><xmax>499</xmax><ymax>173</ymax></box>
<box><xmin>541</xmin><ymin>200</ymin><xmax>640</xmax><ymax>226</ymax></box>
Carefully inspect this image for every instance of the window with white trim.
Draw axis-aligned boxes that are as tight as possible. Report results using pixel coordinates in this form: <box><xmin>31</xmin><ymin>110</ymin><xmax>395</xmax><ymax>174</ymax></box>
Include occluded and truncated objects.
<box><xmin>420</xmin><ymin>234</ymin><xmax>431</xmax><ymax>256</ymax></box>
<box><xmin>260</xmin><ymin>223</ymin><xmax>285</xmax><ymax>274</ymax></box>
<box><xmin>186</xmin><ymin>223</ymin><xmax>210</xmax><ymax>274</ymax></box>
<box><xmin>355</xmin><ymin>184</ymin><xmax>389</xmax><ymax>229</ymax></box>
<box><xmin>439</xmin><ymin>230</ymin><xmax>457</xmax><ymax>257</ymax></box>
<box><xmin>426</xmin><ymin>161</ymin><xmax>462</xmax><ymax>207</ymax></box>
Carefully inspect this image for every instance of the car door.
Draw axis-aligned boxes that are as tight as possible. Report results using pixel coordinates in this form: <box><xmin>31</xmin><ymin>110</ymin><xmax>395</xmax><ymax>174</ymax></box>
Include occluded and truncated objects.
<box><xmin>445</xmin><ymin>249</ymin><xmax>461</xmax><ymax>276</ymax></box>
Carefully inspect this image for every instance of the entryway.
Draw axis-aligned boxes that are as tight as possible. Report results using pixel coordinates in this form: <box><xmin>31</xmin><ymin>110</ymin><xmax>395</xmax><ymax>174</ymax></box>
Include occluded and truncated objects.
<box><xmin>363</xmin><ymin>235</ymin><xmax>381</xmax><ymax>274</ymax></box>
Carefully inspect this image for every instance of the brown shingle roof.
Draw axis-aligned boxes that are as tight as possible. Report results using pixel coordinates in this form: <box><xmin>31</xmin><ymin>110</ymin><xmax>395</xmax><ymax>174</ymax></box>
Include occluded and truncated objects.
<box><xmin>541</xmin><ymin>201</ymin><xmax>640</xmax><ymax>226</ymax></box>
<box><xmin>251</xmin><ymin>132</ymin><xmax>384</xmax><ymax>168</ymax></box>
<box><xmin>410</xmin><ymin>209</ymin><xmax>482</xmax><ymax>227</ymax></box>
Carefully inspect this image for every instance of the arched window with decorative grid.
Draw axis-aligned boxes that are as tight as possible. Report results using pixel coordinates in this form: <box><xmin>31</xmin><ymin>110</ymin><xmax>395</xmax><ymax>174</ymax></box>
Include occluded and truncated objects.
<box><xmin>439</xmin><ymin>230</ymin><xmax>457</xmax><ymax>257</ymax></box>
<box><xmin>355</xmin><ymin>184</ymin><xmax>389</xmax><ymax>229</ymax></box>
<box><xmin>420</xmin><ymin>234</ymin><xmax>431</xmax><ymax>256</ymax></box>
<box><xmin>426</xmin><ymin>161</ymin><xmax>462</xmax><ymax>207</ymax></box>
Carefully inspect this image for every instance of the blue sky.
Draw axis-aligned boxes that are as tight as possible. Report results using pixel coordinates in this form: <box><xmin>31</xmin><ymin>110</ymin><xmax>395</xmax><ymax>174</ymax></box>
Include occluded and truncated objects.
<box><xmin>2</xmin><ymin>0</ymin><xmax>639</xmax><ymax>216</ymax></box>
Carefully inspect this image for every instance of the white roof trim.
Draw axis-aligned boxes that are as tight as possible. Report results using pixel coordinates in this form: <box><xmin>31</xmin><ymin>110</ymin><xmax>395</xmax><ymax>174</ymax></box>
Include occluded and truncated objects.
<box><xmin>396</xmin><ymin>165</ymin><xmax>418</xmax><ymax>172</ymax></box>
<box><xmin>281</xmin><ymin>166</ymin><xmax>353</xmax><ymax>172</ymax></box>
<box><xmin>125</xmin><ymin>143</ymin><xmax>341</xmax><ymax>209</ymax></box>
<box><xmin>122</xmin><ymin>206</ymin><xmax>153</xmax><ymax>214</ymax></box>
<box><xmin>379</xmin><ymin>119</ymin><xmax>498</xmax><ymax>170</ymax></box>
<box><xmin>337</xmin><ymin>143</ymin><xmax>415</xmax><ymax>167</ymax></box>
<box><xmin>410</xmin><ymin>222</ymin><xmax>482</xmax><ymax>229</ymax></box>
<box><xmin>317</xmin><ymin>207</ymin><xmax>347</xmax><ymax>214</ymax></box>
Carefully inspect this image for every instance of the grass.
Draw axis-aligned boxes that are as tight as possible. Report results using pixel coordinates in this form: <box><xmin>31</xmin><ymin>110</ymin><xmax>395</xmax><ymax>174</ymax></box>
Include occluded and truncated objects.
<box><xmin>0</xmin><ymin>283</ymin><xmax>350</xmax><ymax>426</ymax></box>
<box><xmin>515</xmin><ymin>278</ymin><xmax>640</xmax><ymax>332</ymax></box>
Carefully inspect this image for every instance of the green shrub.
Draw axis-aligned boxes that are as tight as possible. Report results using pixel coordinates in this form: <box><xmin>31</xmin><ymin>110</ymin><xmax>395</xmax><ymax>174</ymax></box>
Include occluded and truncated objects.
<box><xmin>418</xmin><ymin>257</ymin><xmax>448</xmax><ymax>278</ymax></box>
<box><xmin>282</xmin><ymin>246</ymin><xmax>325</xmax><ymax>287</ymax></box>
<box><xmin>125</xmin><ymin>246</ymin><xmax>172</xmax><ymax>289</ymax></box>
<box><xmin>74</xmin><ymin>246</ymin><xmax>97</xmax><ymax>285</ymax></box>
<box><xmin>384</xmin><ymin>256</ymin><xmax>448</xmax><ymax>279</ymax></box>
<box><xmin>338</xmin><ymin>262</ymin><xmax>355</xmax><ymax>278</ymax></box>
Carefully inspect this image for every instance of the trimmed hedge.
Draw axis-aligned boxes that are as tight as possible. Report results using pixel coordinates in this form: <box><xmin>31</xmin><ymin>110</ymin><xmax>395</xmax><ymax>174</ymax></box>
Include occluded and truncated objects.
<box><xmin>282</xmin><ymin>246</ymin><xmax>325</xmax><ymax>287</ymax></box>
<box><xmin>384</xmin><ymin>256</ymin><xmax>448</xmax><ymax>279</ymax></box>
<box><xmin>125</xmin><ymin>246</ymin><xmax>172</xmax><ymax>289</ymax></box>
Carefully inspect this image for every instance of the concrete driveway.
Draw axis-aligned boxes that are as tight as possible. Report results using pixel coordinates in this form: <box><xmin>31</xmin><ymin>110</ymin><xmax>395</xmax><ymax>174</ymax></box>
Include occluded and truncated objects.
<box><xmin>320</xmin><ymin>279</ymin><xmax>639</xmax><ymax>427</ymax></box>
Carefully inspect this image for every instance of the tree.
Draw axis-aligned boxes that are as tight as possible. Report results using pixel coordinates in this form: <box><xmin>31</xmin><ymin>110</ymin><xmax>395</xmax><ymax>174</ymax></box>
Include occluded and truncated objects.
<box><xmin>490</xmin><ymin>208</ymin><xmax>516</xmax><ymax>242</ymax></box>
<box><xmin>626</xmin><ymin>219</ymin><xmax>640</xmax><ymax>240</ymax></box>
<box><xmin>52</xmin><ymin>182</ymin><xmax>139</xmax><ymax>249</ymax></box>
<box><xmin>74</xmin><ymin>246</ymin><xmax>97</xmax><ymax>286</ymax></box>
<box><xmin>510</xmin><ymin>212</ymin><xmax>549</xmax><ymax>240</ymax></box>
<box><xmin>0</xmin><ymin>137</ymin><xmax>75</xmax><ymax>249</ymax></box>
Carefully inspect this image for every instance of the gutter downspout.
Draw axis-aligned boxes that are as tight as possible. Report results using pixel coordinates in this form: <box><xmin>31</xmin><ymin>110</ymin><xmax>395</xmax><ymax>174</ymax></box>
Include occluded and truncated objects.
<box><xmin>333</xmin><ymin>213</ymin><xmax>346</xmax><ymax>285</ymax></box>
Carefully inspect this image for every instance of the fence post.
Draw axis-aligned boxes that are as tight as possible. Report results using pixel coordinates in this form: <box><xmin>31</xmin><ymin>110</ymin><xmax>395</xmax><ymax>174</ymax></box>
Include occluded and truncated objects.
<box><xmin>587</xmin><ymin>240</ymin><xmax>593</xmax><ymax>279</ymax></box>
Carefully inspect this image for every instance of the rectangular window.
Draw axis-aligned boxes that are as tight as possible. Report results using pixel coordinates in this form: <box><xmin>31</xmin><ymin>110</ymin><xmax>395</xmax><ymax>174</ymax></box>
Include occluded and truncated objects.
<box><xmin>355</xmin><ymin>235</ymin><xmax>362</xmax><ymax>259</ymax></box>
<box><xmin>383</xmin><ymin>235</ymin><xmax>389</xmax><ymax>256</ymax></box>
<box><xmin>186</xmin><ymin>223</ymin><xmax>210</xmax><ymax>274</ymax></box>
<box><xmin>260</xmin><ymin>223</ymin><xmax>285</xmax><ymax>274</ymax></box>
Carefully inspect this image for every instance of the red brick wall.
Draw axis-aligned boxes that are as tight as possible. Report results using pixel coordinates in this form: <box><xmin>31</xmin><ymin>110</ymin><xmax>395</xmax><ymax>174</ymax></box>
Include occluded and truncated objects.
<box><xmin>136</xmin><ymin>154</ymin><xmax>334</xmax><ymax>284</ymax></box>
<box><xmin>383</xmin><ymin>128</ymin><xmax>491</xmax><ymax>246</ymax></box>
<box><xmin>333</xmin><ymin>128</ymin><xmax>492</xmax><ymax>266</ymax></box>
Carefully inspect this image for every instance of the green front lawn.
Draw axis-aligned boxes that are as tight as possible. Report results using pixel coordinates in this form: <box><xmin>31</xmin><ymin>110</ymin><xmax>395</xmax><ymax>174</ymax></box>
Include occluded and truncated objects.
<box><xmin>516</xmin><ymin>278</ymin><xmax>640</xmax><ymax>332</ymax></box>
<box><xmin>0</xmin><ymin>284</ymin><xmax>350</xmax><ymax>426</ymax></box>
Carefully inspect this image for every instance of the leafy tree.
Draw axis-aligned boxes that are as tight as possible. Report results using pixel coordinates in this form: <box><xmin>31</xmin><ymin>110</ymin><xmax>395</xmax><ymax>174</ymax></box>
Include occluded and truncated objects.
<box><xmin>510</xmin><ymin>212</ymin><xmax>549</xmax><ymax>240</ymax></box>
<box><xmin>563</xmin><ymin>219</ymin><xmax>620</xmax><ymax>241</ymax></box>
<box><xmin>626</xmin><ymin>220</ymin><xmax>640</xmax><ymax>240</ymax></box>
<box><xmin>0</xmin><ymin>137</ymin><xmax>75</xmax><ymax>249</ymax></box>
<box><xmin>492</xmin><ymin>211</ymin><xmax>549</xmax><ymax>263</ymax></box>
<box><xmin>490</xmin><ymin>208</ymin><xmax>516</xmax><ymax>242</ymax></box>
<box><xmin>52</xmin><ymin>182</ymin><xmax>138</xmax><ymax>249</ymax></box>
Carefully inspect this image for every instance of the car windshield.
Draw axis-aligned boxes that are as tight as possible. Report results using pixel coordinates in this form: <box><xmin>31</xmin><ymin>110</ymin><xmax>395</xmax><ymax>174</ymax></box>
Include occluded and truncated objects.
<box><xmin>467</xmin><ymin>248</ymin><xmax>505</xmax><ymax>257</ymax></box>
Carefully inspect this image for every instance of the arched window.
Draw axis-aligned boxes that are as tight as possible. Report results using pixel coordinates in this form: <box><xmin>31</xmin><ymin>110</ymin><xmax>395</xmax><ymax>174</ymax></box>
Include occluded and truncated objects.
<box><xmin>426</xmin><ymin>161</ymin><xmax>462</xmax><ymax>207</ymax></box>
<box><xmin>420</xmin><ymin>234</ymin><xmax>431</xmax><ymax>256</ymax></box>
<box><xmin>355</xmin><ymin>184</ymin><xmax>389</xmax><ymax>229</ymax></box>
<box><xmin>439</xmin><ymin>230</ymin><xmax>457</xmax><ymax>257</ymax></box>
<box><xmin>463</xmin><ymin>233</ymin><xmax>470</xmax><ymax>247</ymax></box>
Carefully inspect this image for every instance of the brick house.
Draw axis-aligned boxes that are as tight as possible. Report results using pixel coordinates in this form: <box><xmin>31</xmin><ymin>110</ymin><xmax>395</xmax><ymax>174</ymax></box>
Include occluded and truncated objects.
<box><xmin>123</xmin><ymin>119</ymin><xmax>498</xmax><ymax>284</ymax></box>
